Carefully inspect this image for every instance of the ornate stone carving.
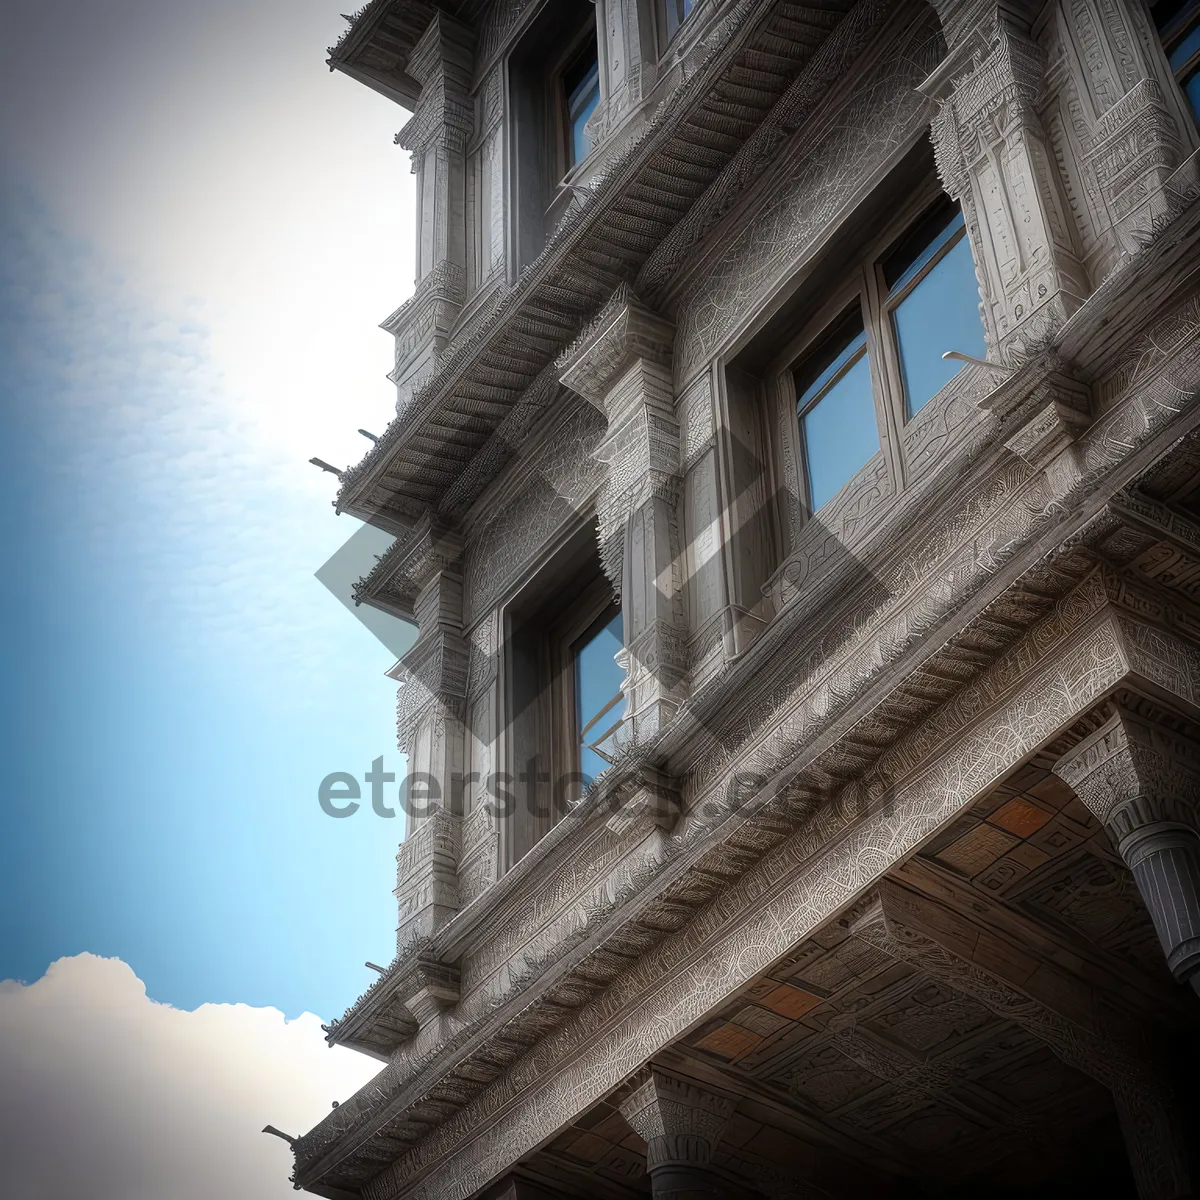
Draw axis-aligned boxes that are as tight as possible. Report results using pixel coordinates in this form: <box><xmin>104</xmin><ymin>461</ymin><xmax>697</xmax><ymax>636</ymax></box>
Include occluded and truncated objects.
<box><xmin>389</xmin><ymin>13</ymin><xmax>475</xmax><ymax>414</ymax></box>
<box><xmin>849</xmin><ymin>885</ymin><xmax>1192</xmax><ymax>1200</ymax></box>
<box><xmin>923</xmin><ymin>2</ymin><xmax>1089</xmax><ymax>359</ymax></box>
<box><xmin>1053</xmin><ymin>704</ymin><xmax>1200</xmax><ymax>990</ymax></box>
<box><xmin>617</xmin><ymin>1069</ymin><xmax>736</xmax><ymax>1171</ymax></box>
<box><xmin>605</xmin><ymin>765</ymin><xmax>682</xmax><ymax>838</ymax></box>
<box><xmin>559</xmin><ymin>292</ymin><xmax>689</xmax><ymax>741</ymax></box>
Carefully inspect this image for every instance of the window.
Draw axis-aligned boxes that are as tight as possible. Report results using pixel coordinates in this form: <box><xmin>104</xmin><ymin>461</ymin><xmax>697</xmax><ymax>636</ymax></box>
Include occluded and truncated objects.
<box><xmin>755</xmin><ymin>186</ymin><xmax>987</xmax><ymax>517</ymax></box>
<box><xmin>795</xmin><ymin>309</ymin><xmax>879</xmax><ymax>511</ymax></box>
<box><xmin>504</xmin><ymin>522</ymin><xmax>625</xmax><ymax>868</ymax></box>
<box><xmin>563</xmin><ymin>36</ymin><xmax>600</xmax><ymax>167</ymax></box>
<box><xmin>508</xmin><ymin>0</ymin><xmax>599</xmax><ymax>270</ymax></box>
<box><xmin>662</xmin><ymin>0</ymin><xmax>696</xmax><ymax>45</ymax></box>
<box><xmin>1151</xmin><ymin>0</ymin><xmax>1200</xmax><ymax>122</ymax></box>
<box><xmin>883</xmin><ymin>204</ymin><xmax>986</xmax><ymax>418</ymax></box>
<box><xmin>573</xmin><ymin>607</ymin><xmax>624</xmax><ymax>782</ymax></box>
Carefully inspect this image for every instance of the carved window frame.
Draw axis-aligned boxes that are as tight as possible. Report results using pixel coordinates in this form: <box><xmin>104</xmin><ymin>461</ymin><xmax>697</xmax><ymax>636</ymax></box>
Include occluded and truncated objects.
<box><xmin>760</xmin><ymin>175</ymin><xmax>976</xmax><ymax>527</ymax></box>
<box><xmin>497</xmin><ymin>517</ymin><xmax>620</xmax><ymax>872</ymax></box>
<box><xmin>1150</xmin><ymin>0</ymin><xmax>1200</xmax><ymax>121</ymax></box>
<box><xmin>548</xmin><ymin>19</ymin><xmax>603</xmax><ymax>183</ymax></box>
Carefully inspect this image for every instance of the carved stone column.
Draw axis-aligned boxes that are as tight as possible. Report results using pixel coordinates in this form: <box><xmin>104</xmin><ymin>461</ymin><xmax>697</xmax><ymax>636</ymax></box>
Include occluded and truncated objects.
<box><xmin>389</xmin><ymin>14</ymin><xmax>474</xmax><ymax>413</ymax></box>
<box><xmin>1040</xmin><ymin>0</ymin><xmax>1198</xmax><ymax>260</ymax></box>
<box><xmin>594</xmin><ymin>0</ymin><xmax>658</xmax><ymax>141</ymax></box>
<box><xmin>373</xmin><ymin>516</ymin><xmax>469</xmax><ymax>949</ymax></box>
<box><xmin>618</xmin><ymin>1069</ymin><xmax>736</xmax><ymax>1199</ymax></box>
<box><xmin>922</xmin><ymin>0</ymin><xmax>1090</xmax><ymax>359</ymax></box>
<box><xmin>559</xmin><ymin>291</ymin><xmax>689</xmax><ymax>744</ymax></box>
<box><xmin>1053</xmin><ymin>703</ymin><xmax>1200</xmax><ymax>996</ymax></box>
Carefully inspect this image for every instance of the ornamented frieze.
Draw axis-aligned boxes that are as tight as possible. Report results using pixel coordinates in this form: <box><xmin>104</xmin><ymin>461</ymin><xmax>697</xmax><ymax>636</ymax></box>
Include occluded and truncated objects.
<box><xmin>674</xmin><ymin>12</ymin><xmax>942</xmax><ymax>382</ymax></box>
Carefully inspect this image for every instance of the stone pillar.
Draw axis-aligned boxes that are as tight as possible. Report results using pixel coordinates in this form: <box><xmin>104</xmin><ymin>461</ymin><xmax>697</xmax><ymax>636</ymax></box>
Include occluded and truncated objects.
<box><xmin>559</xmin><ymin>290</ymin><xmax>689</xmax><ymax>744</ymax></box>
<box><xmin>1053</xmin><ymin>703</ymin><xmax>1200</xmax><ymax>995</ymax></box>
<box><xmin>594</xmin><ymin>0</ymin><xmax>658</xmax><ymax>142</ymax></box>
<box><xmin>378</xmin><ymin>516</ymin><xmax>470</xmax><ymax>950</ymax></box>
<box><xmin>388</xmin><ymin>14</ymin><xmax>475</xmax><ymax>413</ymax></box>
<box><xmin>618</xmin><ymin>1069</ymin><xmax>735</xmax><ymax>1199</ymax></box>
<box><xmin>922</xmin><ymin>0</ymin><xmax>1090</xmax><ymax>360</ymax></box>
<box><xmin>1039</xmin><ymin>0</ymin><xmax>1198</xmax><ymax>259</ymax></box>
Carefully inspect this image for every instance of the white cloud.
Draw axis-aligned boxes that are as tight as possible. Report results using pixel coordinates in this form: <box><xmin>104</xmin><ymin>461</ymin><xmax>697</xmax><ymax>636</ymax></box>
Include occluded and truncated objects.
<box><xmin>0</xmin><ymin>955</ymin><xmax>379</xmax><ymax>1200</ymax></box>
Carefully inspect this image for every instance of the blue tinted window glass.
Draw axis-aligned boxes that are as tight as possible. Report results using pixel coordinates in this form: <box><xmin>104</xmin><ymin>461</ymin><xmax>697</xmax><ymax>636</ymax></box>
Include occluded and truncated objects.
<box><xmin>567</xmin><ymin>58</ymin><xmax>600</xmax><ymax>166</ymax></box>
<box><xmin>665</xmin><ymin>0</ymin><xmax>695</xmax><ymax>41</ymax></box>
<box><xmin>1184</xmin><ymin>66</ymin><xmax>1200</xmax><ymax>121</ymax></box>
<box><xmin>1168</xmin><ymin>21</ymin><xmax>1200</xmax><ymax>69</ymax></box>
<box><xmin>575</xmin><ymin>610</ymin><xmax>624</xmax><ymax>785</ymax></box>
<box><xmin>891</xmin><ymin>231</ymin><xmax>986</xmax><ymax>416</ymax></box>
<box><xmin>799</xmin><ymin>335</ymin><xmax>879</xmax><ymax>512</ymax></box>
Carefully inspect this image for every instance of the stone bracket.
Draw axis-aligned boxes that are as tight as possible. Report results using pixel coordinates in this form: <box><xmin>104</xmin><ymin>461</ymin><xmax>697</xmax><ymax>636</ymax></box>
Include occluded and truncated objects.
<box><xmin>616</xmin><ymin>1067</ymin><xmax>736</xmax><ymax>1171</ymax></box>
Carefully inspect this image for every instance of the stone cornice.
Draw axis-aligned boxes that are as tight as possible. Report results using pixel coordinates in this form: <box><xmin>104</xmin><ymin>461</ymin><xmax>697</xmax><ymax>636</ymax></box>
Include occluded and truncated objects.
<box><xmin>333</xmin><ymin>0</ymin><xmax>866</xmax><ymax>528</ymax></box>
<box><xmin>353</xmin><ymin>512</ymin><xmax>462</xmax><ymax>619</ymax></box>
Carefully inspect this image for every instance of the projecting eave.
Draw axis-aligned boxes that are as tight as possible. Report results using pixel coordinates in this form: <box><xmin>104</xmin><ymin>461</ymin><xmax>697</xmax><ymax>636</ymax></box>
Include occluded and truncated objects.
<box><xmin>326</xmin><ymin>0</ymin><xmax>432</xmax><ymax>110</ymax></box>
<box><xmin>327</xmin><ymin>0</ymin><xmax>495</xmax><ymax>110</ymax></box>
<box><xmin>333</xmin><ymin>0</ymin><xmax>875</xmax><ymax>533</ymax></box>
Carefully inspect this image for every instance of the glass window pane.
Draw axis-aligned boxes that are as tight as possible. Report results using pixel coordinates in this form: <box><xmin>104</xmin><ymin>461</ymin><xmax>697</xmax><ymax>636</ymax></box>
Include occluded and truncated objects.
<box><xmin>891</xmin><ymin>231</ymin><xmax>986</xmax><ymax>416</ymax></box>
<box><xmin>665</xmin><ymin>0</ymin><xmax>695</xmax><ymax>41</ymax></box>
<box><xmin>570</xmin><ymin>77</ymin><xmax>599</xmax><ymax>165</ymax></box>
<box><xmin>1169</xmin><ymin>20</ymin><xmax>1200</xmax><ymax>69</ymax></box>
<box><xmin>565</xmin><ymin>45</ymin><xmax>600</xmax><ymax>166</ymax></box>
<box><xmin>882</xmin><ymin>201</ymin><xmax>962</xmax><ymax>291</ymax></box>
<box><xmin>575</xmin><ymin>609</ymin><xmax>624</xmax><ymax>785</ymax></box>
<box><xmin>1184</xmin><ymin>66</ymin><xmax>1200</xmax><ymax>120</ymax></box>
<box><xmin>798</xmin><ymin>321</ymin><xmax>879</xmax><ymax>512</ymax></box>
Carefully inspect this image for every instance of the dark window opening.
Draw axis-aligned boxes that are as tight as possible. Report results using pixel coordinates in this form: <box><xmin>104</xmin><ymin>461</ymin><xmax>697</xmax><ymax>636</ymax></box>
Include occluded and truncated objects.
<box><xmin>505</xmin><ymin>520</ymin><xmax>625</xmax><ymax>869</ymax></box>
<box><xmin>1151</xmin><ymin>0</ymin><xmax>1200</xmax><ymax>121</ymax></box>
<box><xmin>563</xmin><ymin>36</ymin><xmax>600</xmax><ymax>167</ymax></box>
<box><xmin>508</xmin><ymin>0</ymin><xmax>599</xmax><ymax>270</ymax></box>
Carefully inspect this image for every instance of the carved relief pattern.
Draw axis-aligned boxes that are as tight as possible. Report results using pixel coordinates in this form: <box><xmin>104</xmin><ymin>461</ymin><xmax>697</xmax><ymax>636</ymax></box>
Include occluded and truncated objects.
<box><xmin>852</xmin><ymin>898</ymin><xmax>1189</xmax><ymax>1200</ymax></box>
<box><xmin>463</xmin><ymin>400</ymin><xmax>607</xmax><ymax>621</ymax></box>
<box><xmin>674</xmin><ymin>14</ymin><xmax>942</xmax><ymax>382</ymax></box>
<box><xmin>362</xmin><ymin>606</ymin><xmax>1129</xmax><ymax>1200</ymax></box>
<box><xmin>925</xmin><ymin>10</ymin><xmax>1090</xmax><ymax>358</ymax></box>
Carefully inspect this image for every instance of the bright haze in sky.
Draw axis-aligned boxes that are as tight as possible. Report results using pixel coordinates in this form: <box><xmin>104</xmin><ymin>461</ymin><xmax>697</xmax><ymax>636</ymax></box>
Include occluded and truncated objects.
<box><xmin>0</xmin><ymin>3</ymin><xmax>419</xmax><ymax>1193</ymax></box>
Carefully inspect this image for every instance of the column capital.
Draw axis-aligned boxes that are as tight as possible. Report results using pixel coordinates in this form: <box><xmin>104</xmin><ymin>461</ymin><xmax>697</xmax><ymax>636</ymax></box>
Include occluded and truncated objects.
<box><xmin>1051</xmin><ymin>703</ymin><xmax>1200</xmax><ymax>845</ymax></box>
<box><xmin>1053</xmin><ymin>701</ymin><xmax>1200</xmax><ymax>991</ymax></box>
<box><xmin>558</xmin><ymin>288</ymin><xmax>675</xmax><ymax>413</ymax></box>
<box><xmin>617</xmin><ymin>1068</ymin><xmax>735</xmax><ymax>1171</ymax></box>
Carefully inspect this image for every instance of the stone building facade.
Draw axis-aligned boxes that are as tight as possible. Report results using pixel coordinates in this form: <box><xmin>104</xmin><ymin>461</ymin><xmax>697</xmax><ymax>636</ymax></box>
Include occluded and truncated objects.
<box><xmin>291</xmin><ymin>0</ymin><xmax>1200</xmax><ymax>1196</ymax></box>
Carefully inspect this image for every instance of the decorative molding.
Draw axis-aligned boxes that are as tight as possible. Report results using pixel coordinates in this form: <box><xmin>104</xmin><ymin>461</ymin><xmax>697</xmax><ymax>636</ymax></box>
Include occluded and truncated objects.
<box><xmin>1053</xmin><ymin>703</ymin><xmax>1200</xmax><ymax>989</ymax></box>
<box><xmin>617</xmin><ymin>1068</ymin><xmax>736</xmax><ymax>1171</ymax></box>
<box><xmin>923</xmin><ymin>3</ymin><xmax>1089</xmax><ymax>359</ymax></box>
<box><xmin>849</xmin><ymin>883</ymin><xmax>1192</xmax><ymax>1200</ymax></box>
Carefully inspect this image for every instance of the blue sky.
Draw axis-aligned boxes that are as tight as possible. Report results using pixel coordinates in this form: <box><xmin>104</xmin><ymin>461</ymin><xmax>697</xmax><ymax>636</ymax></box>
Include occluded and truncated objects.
<box><xmin>0</xmin><ymin>0</ymin><xmax>418</xmax><ymax>1021</ymax></box>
